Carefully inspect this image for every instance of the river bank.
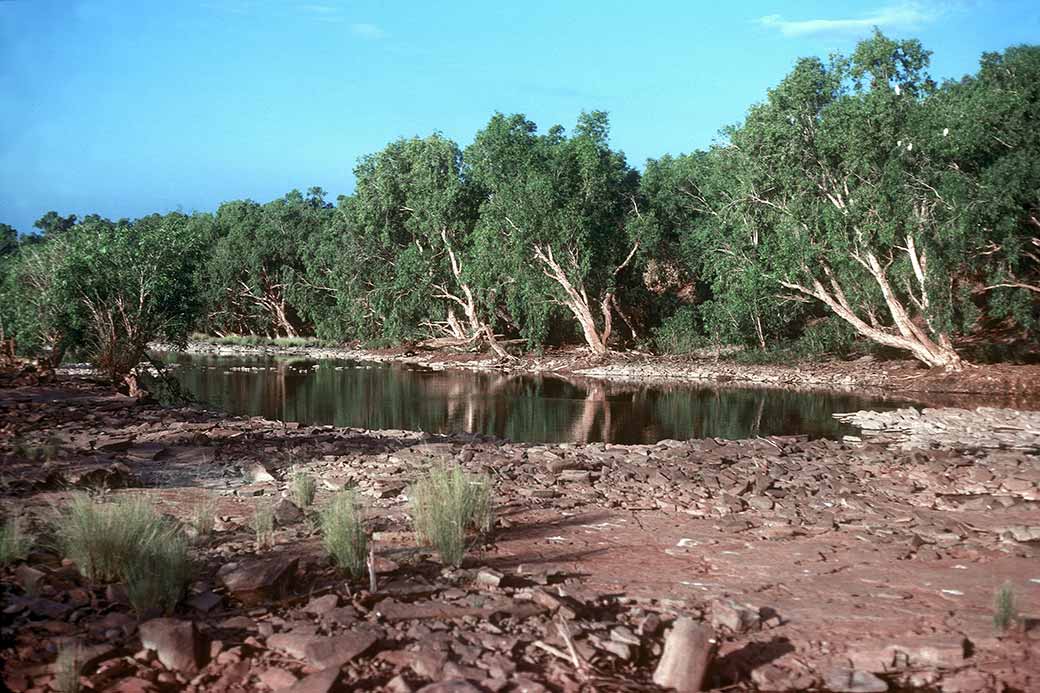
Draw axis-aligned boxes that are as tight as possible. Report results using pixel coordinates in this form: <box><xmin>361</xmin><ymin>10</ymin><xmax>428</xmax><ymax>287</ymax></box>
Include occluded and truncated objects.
<box><xmin>1</xmin><ymin>377</ymin><xmax>1038</xmax><ymax>691</ymax></box>
<box><xmin>157</xmin><ymin>340</ymin><xmax>1040</xmax><ymax>408</ymax></box>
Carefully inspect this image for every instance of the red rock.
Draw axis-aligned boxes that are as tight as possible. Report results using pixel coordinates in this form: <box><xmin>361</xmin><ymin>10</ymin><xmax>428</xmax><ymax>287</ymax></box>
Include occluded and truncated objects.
<box><xmin>220</xmin><ymin>556</ymin><xmax>298</xmax><ymax>606</ymax></box>
<box><xmin>139</xmin><ymin>618</ymin><xmax>207</xmax><ymax>675</ymax></box>
<box><xmin>284</xmin><ymin>666</ymin><xmax>341</xmax><ymax>693</ymax></box>
<box><xmin>653</xmin><ymin>618</ymin><xmax>715</xmax><ymax>692</ymax></box>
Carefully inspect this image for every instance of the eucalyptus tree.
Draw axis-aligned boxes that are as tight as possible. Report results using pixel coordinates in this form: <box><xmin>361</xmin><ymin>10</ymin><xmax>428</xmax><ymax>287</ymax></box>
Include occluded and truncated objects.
<box><xmin>343</xmin><ymin>134</ymin><xmax>510</xmax><ymax>355</ymax></box>
<box><xmin>204</xmin><ymin>189</ymin><xmax>328</xmax><ymax>337</ymax></box>
<box><xmin>709</xmin><ymin>32</ymin><xmax>973</xmax><ymax>368</ymax></box>
<box><xmin>465</xmin><ymin>111</ymin><xmax>641</xmax><ymax>354</ymax></box>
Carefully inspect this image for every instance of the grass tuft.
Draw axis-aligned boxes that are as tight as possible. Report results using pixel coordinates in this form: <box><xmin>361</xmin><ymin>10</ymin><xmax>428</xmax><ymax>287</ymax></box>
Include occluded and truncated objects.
<box><xmin>994</xmin><ymin>581</ymin><xmax>1018</xmax><ymax>632</ymax></box>
<box><xmin>126</xmin><ymin>530</ymin><xmax>192</xmax><ymax>617</ymax></box>
<box><xmin>252</xmin><ymin>500</ymin><xmax>275</xmax><ymax>549</ymax></box>
<box><xmin>189</xmin><ymin>498</ymin><xmax>217</xmax><ymax>540</ymax></box>
<box><xmin>55</xmin><ymin>495</ymin><xmax>191</xmax><ymax>614</ymax></box>
<box><xmin>0</xmin><ymin>516</ymin><xmax>33</xmax><ymax>565</ymax></box>
<box><xmin>320</xmin><ymin>491</ymin><xmax>368</xmax><ymax>579</ymax></box>
<box><xmin>410</xmin><ymin>466</ymin><xmax>493</xmax><ymax>567</ymax></box>
<box><xmin>291</xmin><ymin>471</ymin><xmax>317</xmax><ymax>509</ymax></box>
<box><xmin>54</xmin><ymin>643</ymin><xmax>84</xmax><ymax>693</ymax></box>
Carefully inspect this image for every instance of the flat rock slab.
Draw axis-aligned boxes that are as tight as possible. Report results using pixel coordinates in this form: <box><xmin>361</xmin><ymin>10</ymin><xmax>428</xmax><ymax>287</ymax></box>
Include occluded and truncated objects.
<box><xmin>373</xmin><ymin>598</ymin><xmax>492</xmax><ymax>622</ymax></box>
<box><xmin>220</xmin><ymin>556</ymin><xmax>298</xmax><ymax>606</ymax></box>
<box><xmin>267</xmin><ymin>631</ymin><xmax>378</xmax><ymax>669</ymax></box>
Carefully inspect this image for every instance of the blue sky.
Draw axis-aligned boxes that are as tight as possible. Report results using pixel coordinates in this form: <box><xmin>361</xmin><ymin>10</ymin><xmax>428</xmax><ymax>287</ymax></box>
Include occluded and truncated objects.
<box><xmin>2</xmin><ymin>0</ymin><xmax>1038</xmax><ymax>233</ymax></box>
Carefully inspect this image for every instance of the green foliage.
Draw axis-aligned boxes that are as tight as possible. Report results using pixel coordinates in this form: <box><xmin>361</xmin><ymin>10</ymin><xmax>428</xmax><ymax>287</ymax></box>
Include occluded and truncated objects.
<box><xmin>0</xmin><ymin>516</ymin><xmax>32</xmax><ymax>565</ymax></box>
<box><xmin>410</xmin><ymin>466</ymin><xmax>493</xmax><ymax>567</ymax></box>
<box><xmin>993</xmin><ymin>581</ymin><xmax>1018</xmax><ymax>632</ymax></box>
<box><xmin>319</xmin><ymin>491</ymin><xmax>368</xmax><ymax>579</ymax></box>
<box><xmin>291</xmin><ymin>471</ymin><xmax>317</xmax><ymax>509</ymax></box>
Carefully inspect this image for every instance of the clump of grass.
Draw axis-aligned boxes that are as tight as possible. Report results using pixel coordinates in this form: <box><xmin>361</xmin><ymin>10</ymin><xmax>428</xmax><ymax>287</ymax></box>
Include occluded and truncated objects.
<box><xmin>252</xmin><ymin>500</ymin><xmax>275</xmax><ymax>549</ymax></box>
<box><xmin>994</xmin><ymin>581</ymin><xmax>1018</xmax><ymax>632</ymax></box>
<box><xmin>320</xmin><ymin>491</ymin><xmax>368</xmax><ymax>579</ymax></box>
<box><xmin>189</xmin><ymin>498</ymin><xmax>217</xmax><ymax>540</ymax></box>
<box><xmin>126</xmin><ymin>530</ymin><xmax>192</xmax><ymax>616</ymax></box>
<box><xmin>55</xmin><ymin>495</ymin><xmax>192</xmax><ymax>614</ymax></box>
<box><xmin>57</xmin><ymin>495</ymin><xmax>163</xmax><ymax>582</ymax></box>
<box><xmin>410</xmin><ymin>466</ymin><xmax>493</xmax><ymax>567</ymax></box>
<box><xmin>54</xmin><ymin>643</ymin><xmax>84</xmax><ymax>693</ymax></box>
<box><xmin>291</xmin><ymin>471</ymin><xmax>317</xmax><ymax>509</ymax></box>
<box><xmin>0</xmin><ymin>516</ymin><xmax>33</xmax><ymax>565</ymax></box>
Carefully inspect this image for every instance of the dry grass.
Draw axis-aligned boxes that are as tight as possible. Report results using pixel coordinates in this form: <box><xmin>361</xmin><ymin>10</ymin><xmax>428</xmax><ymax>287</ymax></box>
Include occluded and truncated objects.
<box><xmin>252</xmin><ymin>499</ymin><xmax>275</xmax><ymax>549</ymax></box>
<box><xmin>0</xmin><ymin>516</ymin><xmax>32</xmax><ymax>565</ymax></box>
<box><xmin>994</xmin><ymin>581</ymin><xmax>1018</xmax><ymax>632</ymax></box>
<box><xmin>291</xmin><ymin>470</ymin><xmax>317</xmax><ymax>509</ymax></box>
<box><xmin>188</xmin><ymin>498</ymin><xmax>217</xmax><ymax>540</ymax></box>
<box><xmin>54</xmin><ymin>643</ymin><xmax>84</xmax><ymax>693</ymax></box>
<box><xmin>56</xmin><ymin>495</ymin><xmax>191</xmax><ymax>615</ymax></box>
<box><xmin>410</xmin><ymin>465</ymin><xmax>493</xmax><ymax>567</ymax></box>
<box><xmin>320</xmin><ymin>491</ymin><xmax>368</xmax><ymax>579</ymax></box>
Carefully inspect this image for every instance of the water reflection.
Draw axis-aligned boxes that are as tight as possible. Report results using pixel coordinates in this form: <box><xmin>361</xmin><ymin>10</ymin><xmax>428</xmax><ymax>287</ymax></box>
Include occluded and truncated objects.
<box><xmin>156</xmin><ymin>353</ymin><xmax>895</xmax><ymax>444</ymax></box>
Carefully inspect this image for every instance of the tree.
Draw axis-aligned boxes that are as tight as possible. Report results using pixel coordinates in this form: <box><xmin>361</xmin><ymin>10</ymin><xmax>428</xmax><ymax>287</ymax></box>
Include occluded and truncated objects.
<box><xmin>33</xmin><ymin>211</ymin><xmax>78</xmax><ymax>238</ymax></box>
<box><xmin>466</xmin><ymin>112</ymin><xmax>641</xmax><ymax>354</ymax></box>
<box><xmin>203</xmin><ymin>191</ymin><xmax>327</xmax><ymax>337</ymax></box>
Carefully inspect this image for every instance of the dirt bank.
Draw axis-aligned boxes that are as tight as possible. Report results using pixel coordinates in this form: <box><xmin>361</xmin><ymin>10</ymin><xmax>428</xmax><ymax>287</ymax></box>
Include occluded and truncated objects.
<box><xmin>1</xmin><ymin>379</ymin><xmax>1038</xmax><ymax>691</ymax></box>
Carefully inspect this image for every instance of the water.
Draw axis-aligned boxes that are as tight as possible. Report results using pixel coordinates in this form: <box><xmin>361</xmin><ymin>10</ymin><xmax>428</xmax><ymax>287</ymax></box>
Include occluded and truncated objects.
<box><xmin>156</xmin><ymin>353</ymin><xmax>896</xmax><ymax>444</ymax></box>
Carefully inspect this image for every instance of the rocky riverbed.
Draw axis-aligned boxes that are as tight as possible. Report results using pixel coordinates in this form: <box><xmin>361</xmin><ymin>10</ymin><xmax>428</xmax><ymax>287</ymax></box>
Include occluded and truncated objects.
<box><xmin>1</xmin><ymin>379</ymin><xmax>1038</xmax><ymax>692</ymax></box>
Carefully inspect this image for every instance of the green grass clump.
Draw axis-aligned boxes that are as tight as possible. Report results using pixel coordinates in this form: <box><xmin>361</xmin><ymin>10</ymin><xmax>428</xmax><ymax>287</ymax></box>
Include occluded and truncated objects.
<box><xmin>55</xmin><ymin>495</ymin><xmax>192</xmax><ymax>614</ymax></box>
<box><xmin>320</xmin><ymin>491</ymin><xmax>368</xmax><ymax>579</ymax></box>
<box><xmin>54</xmin><ymin>643</ymin><xmax>83</xmax><ymax>693</ymax></box>
<box><xmin>291</xmin><ymin>471</ymin><xmax>317</xmax><ymax>508</ymax></box>
<box><xmin>252</xmin><ymin>500</ymin><xmax>275</xmax><ymax>549</ymax></box>
<box><xmin>994</xmin><ymin>581</ymin><xmax>1018</xmax><ymax>632</ymax></box>
<box><xmin>189</xmin><ymin>498</ymin><xmax>217</xmax><ymax>540</ymax></box>
<box><xmin>126</xmin><ymin>530</ymin><xmax>192</xmax><ymax>616</ymax></box>
<box><xmin>0</xmin><ymin>516</ymin><xmax>33</xmax><ymax>565</ymax></box>
<box><xmin>410</xmin><ymin>466</ymin><xmax>493</xmax><ymax>567</ymax></box>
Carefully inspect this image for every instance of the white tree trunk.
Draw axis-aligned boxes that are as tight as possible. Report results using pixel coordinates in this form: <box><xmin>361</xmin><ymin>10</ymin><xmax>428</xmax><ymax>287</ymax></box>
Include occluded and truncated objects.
<box><xmin>533</xmin><ymin>244</ymin><xmax>608</xmax><ymax>355</ymax></box>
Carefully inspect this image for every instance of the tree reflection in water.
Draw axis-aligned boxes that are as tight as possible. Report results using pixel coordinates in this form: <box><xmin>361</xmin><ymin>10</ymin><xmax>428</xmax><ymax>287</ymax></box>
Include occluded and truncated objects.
<box><xmin>160</xmin><ymin>354</ymin><xmax>896</xmax><ymax>444</ymax></box>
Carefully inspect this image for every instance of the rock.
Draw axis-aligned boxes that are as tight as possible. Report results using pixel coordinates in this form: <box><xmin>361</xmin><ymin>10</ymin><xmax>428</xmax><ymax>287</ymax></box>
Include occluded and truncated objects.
<box><xmin>476</xmin><ymin>568</ymin><xmax>504</xmax><ymax>588</ymax></box>
<box><xmin>823</xmin><ymin>669</ymin><xmax>888</xmax><ymax>693</ymax></box>
<box><xmin>139</xmin><ymin>618</ymin><xmax>207</xmax><ymax>675</ymax></box>
<box><xmin>303</xmin><ymin>593</ymin><xmax>340</xmax><ymax>614</ymax></box>
<box><xmin>245</xmin><ymin>463</ymin><xmax>276</xmax><ymax>483</ymax></box>
<box><xmin>374</xmin><ymin>598</ymin><xmax>490</xmax><ymax>622</ymax></box>
<box><xmin>187</xmin><ymin>591</ymin><xmax>223</xmax><ymax>613</ymax></box>
<box><xmin>710</xmin><ymin>599</ymin><xmax>761</xmax><ymax>633</ymax></box>
<box><xmin>415</xmin><ymin>681</ymin><xmax>482</xmax><ymax>693</ymax></box>
<box><xmin>284</xmin><ymin>666</ymin><xmax>342</xmax><ymax>693</ymax></box>
<box><xmin>257</xmin><ymin>668</ymin><xmax>298</xmax><ymax>689</ymax></box>
<box><xmin>267</xmin><ymin>631</ymin><xmax>378</xmax><ymax>668</ymax></box>
<box><xmin>652</xmin><ymin>617</ymin><xmax>715</xmax><ymax>692</ymax></box>
<box><xmin>220</xmin><ymin>556</ymin><xmax>298</xmax><ymax>605</ymax></box>
<box><xmin>273</xmin><ymin>498</ymin><xmax>304</xmax><ymax>525</ymax></box>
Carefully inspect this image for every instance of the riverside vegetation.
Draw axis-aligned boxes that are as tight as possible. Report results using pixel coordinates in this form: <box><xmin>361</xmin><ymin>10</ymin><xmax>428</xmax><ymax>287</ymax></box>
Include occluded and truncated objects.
<box><xmin>1</xmin><ymin>33</ymin><xmax>1038</xmax><ymax>379</ymax></box>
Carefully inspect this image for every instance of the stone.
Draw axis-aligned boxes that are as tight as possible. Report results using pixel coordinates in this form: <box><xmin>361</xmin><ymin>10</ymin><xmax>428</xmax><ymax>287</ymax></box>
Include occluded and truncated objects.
<box><xmin>139</xmin><ymin>618</ymin><xmax>207</xmax><ymax>675</ymax></box>
<box><xmin>267</xmin><ymin>631</ymin><xmax>378</xmax><ymax>669</ymax></box>
<box><xmin>187</xmin><ymin>591</ymin><xmax>223</xmax><ymax>613</ymax></box>
<box><xmin>220</xmin><ymin>556</ymin><xmax>298</xmax><ymax>606</ymax></box>
<box><xmin>710</xmin><ymin>599</ymin><xmax>761</xmax><ymax>633</ymax></box>
<box><xmin>246</xmin><ymin>463</ymin><xmax>276</xmax><ymax>483</ymax></box>
<box><xmin>303</xmin><ymin>593</ymin><xmax>340</xmax><ymax>614</ymax></box>
<box><xmin>284</xmin><ymin>666</ymin><xmax>342</xmax><ymax>693</ymax></box>
<box><xmin>415</xmin><ymin>681</ymin><xmax>482</xmax><ymax>693</ymax></box>
<box><xmin>258</xmin><ymin>668</ymin><xmax>298</xmax><ymax>689</ymax></box>
<box><xmin>823</xmin><ymin>669</ymin><xmax>888</xmax><ymax>693</ymax></box>
<box><xmin>653</xmin><ymin>617</ymin><xmax>715</xmax><ymax>692</ymax></box>
<box><xmin>273</xmin><ymin>498</ymin><xmax>304</xmax><ymax>525</ymax></box>
<box><xmin>476</xmin><ymin>568</ymin><xmax>504</xmax><ymax>588</ymax></box>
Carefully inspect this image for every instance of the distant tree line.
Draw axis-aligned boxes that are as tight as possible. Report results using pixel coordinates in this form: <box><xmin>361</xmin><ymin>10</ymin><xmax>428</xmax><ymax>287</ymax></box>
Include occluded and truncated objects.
<box><xmin>1</xmin><ymin>33</ymin><xmax>1037</xmax><ymax>379</ymax></box>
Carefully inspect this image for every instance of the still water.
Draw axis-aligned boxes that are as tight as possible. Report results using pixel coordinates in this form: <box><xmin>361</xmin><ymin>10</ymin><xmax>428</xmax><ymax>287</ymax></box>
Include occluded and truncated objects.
<box><xmin>157</xmin><ymin>353</ymin><xmax>893</xmax><ymax>444</ymax></box>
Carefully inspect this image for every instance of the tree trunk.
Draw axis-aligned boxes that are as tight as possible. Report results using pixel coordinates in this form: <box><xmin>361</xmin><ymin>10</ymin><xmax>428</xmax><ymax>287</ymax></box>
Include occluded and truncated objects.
<box><xmin>780</xmin><ymin>256</ymin><xmax>964</xmax><ymax>369</ymax></box>
<box><xmin>533</xmin><ymin>244</ymin><xmax>609</xmax><ymax>355</ymax></box>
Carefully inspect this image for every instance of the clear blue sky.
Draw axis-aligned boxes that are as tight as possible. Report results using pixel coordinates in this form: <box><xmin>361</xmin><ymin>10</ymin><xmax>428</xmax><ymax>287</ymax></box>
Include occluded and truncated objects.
<box><xmin>2</xmin><ymin>0</ymin><xmax>1038</xmax><ymax>233</ymax></box>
